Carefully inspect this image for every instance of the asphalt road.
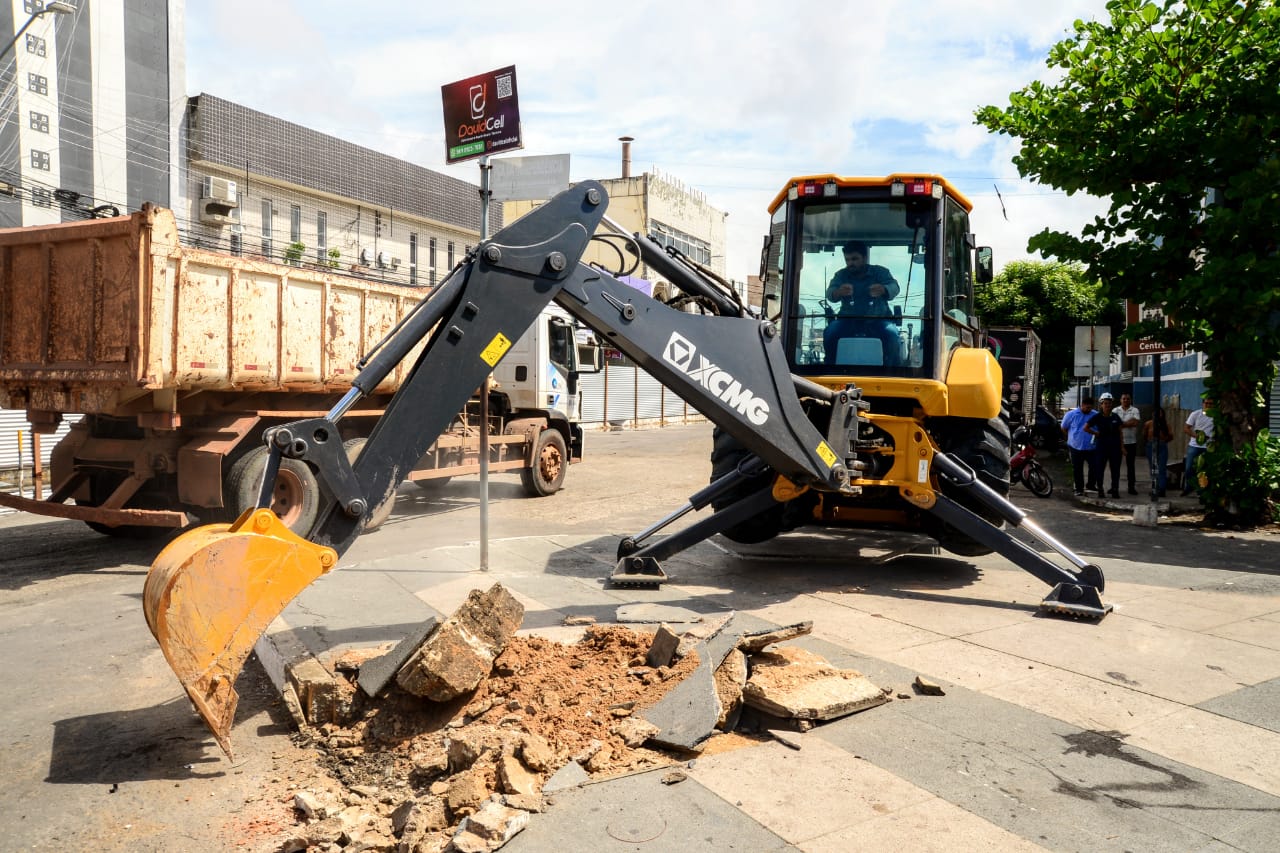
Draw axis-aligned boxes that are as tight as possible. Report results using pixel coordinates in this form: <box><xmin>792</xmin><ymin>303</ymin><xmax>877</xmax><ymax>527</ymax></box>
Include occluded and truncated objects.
<box><xmin>1</xmin><ymin>422</ymin><xmax>1277</xmax><ymax>851</ymax></box>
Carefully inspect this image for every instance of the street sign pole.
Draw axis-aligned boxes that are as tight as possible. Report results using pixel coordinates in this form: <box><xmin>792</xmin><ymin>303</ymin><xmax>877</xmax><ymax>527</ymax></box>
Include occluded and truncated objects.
<box><xmin>442</xmin><ymin>65</ymin><xmax>521</xmax><ymax>573</ymax></box>
<box><xmin>478</xmin><ymin>156</ymin><xmax>491</xmax><ymax>571</ymax></box>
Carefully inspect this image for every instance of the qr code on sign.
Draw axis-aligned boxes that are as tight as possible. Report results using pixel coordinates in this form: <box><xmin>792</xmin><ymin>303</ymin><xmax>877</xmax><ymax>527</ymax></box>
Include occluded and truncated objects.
<box><xmin>496</xmin><ymin>74</ymin><xmax>513</xmax><ymax>99</ymax></box>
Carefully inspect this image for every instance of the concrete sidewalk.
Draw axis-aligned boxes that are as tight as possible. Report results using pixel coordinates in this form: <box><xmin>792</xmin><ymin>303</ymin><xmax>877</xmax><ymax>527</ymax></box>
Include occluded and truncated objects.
<box><xmin>254</xmin><ymin>523</ymin><xmax>1280</xmax><ymax>852</ymax></box>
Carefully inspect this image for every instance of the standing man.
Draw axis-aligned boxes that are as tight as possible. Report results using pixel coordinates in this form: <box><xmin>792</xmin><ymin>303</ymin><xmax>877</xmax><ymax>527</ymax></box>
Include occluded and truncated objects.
<box><xmin>1061</xmin><ymin>396</ymin><xmax>1096</xmax><ymax>497</ymax></box>
<box><xmin>1087</xmin><ymin>392</ymin><xmax>1124</xmax><ymax>498</ymax></box>
<box><xmin>1182</xmin><ymin>395</ymin><xmax>1215</xmax><ymax>496</ymax></box>
<box><xmin>823</xmin><ymin>241</ymin><xmax>901</xmax><ymax>366</ymax></box>
<box><xmin>1116</xmin><ymin>392</ymin><xmax>1142</xmax><ymax>495</ymax></box>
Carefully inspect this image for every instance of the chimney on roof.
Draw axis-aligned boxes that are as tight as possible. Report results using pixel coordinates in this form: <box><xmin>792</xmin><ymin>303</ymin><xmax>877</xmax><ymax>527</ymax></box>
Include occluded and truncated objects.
<box><xmin>619</xmin><ymin>136</ymin><xmax>634</xmax><ymax>178</ymax></box>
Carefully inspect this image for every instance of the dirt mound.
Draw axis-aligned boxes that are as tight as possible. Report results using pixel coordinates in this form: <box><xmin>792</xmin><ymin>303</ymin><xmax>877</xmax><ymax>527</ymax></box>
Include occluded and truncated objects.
<box><xmin>275</xmin><ymin>626</ymin><xmax>701</xmax><ymax>852</ymax></box>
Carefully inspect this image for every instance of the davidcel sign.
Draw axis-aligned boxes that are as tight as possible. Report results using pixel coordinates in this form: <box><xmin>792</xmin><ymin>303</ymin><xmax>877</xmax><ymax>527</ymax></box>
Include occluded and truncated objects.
<box><xmin>441</xmin><ymin>65</ymin><xmax>523</xmax><ymax>164</ymax></box>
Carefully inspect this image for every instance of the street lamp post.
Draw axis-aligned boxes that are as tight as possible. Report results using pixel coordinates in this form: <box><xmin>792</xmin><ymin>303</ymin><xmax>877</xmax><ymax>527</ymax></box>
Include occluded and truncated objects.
<box><xmin>1</xmin><ymin>1</ymin><xmax>76</xmax><ymax>60</ymax></box>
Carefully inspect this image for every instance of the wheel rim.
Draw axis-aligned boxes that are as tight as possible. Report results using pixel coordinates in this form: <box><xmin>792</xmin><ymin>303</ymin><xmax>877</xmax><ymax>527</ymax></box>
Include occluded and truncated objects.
<box><xmin>538</xmin><ymin>442</ymin><xmax>563</xmax><ymax>484</ymax></box>
<box><xmin>270</xmin><ymin>467</ymin><xmax>307</xmax><ymax>527</ymax></box>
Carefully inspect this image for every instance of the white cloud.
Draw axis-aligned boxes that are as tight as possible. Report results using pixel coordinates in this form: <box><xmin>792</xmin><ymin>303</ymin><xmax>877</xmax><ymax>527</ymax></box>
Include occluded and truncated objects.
<box><xmin>185</xmin><ymin>0</ymin><xmax>1113</xmax><ymax>280</ymax></box>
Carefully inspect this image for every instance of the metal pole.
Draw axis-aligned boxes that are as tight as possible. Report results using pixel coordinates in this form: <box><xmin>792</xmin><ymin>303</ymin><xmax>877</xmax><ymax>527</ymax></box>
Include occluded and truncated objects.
<box><xmin>1150</xmin><ymin>357</ymin><xmax>1162</xmax><ymax>502</ymax></box>
<box><xmin>478</xmin><ymin>155</ymin><xmax>491</xmax><ymax>571</ymax></box>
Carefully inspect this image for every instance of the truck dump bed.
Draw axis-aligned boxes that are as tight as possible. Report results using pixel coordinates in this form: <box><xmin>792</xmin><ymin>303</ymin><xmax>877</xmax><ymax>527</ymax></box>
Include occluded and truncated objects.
<box><xmin>0</xmin><ymin>205</ymin><xmax>423</xmax><ymax>418</ymax></box>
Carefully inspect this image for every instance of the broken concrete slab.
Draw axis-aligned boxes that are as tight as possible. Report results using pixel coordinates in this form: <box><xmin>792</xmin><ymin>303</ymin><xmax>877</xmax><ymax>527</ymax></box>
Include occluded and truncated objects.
<box><xmin>450</xmin><ymin>799</ymin><xmax>530</xmax><ymax>853</ymax></box>
<box><xmin>913</xmin><ymin>675</ymin><xmax>946</xmax><ymax>696</ymax></box>
<box><xmin>713</xmin><ymin>648</ymin><xmax>748</xmax><ymax>731</ymax></box>
<box><xmin>615</xmin><ymin>603</ymin><xmax>706</xmax><ymax>624</ymax></box>
<box><xmin>288</xmin><ymin>657</ymin><xmax>357</xmax><ymax>727</ymax></box>
<box><xmin>541</xmin><ymin>760</ymin><xmax>590</xmax><ymax>793</ymax></box>
<box><xmin>640</xmin><ymin>613</ymin><xmax>748</xmax><ymax>751</ymax></box>
<box><xmin>397</xmin><ymin>584</ymin><xmax>524</xmax><ymax>701</ymax></box>
<box><xmin>357</xmin><ymin>616</ymin><xmax>440</xmax><ymax>698</ymax></box>
<box><xmin>645</xmin><ymin>623</ymin><xmax>680</xmax><ymax>668</ymax></box>
<box><xmin>743</xmin><ymin>646</ymin><xmax>887</xmax><ymax>721</ymax></box>
<box><xmin>497</xmin><ymin>747</ymin><xmax>541</xmax><ymax>797</ymax></box>
<box><xmin>736</xmin><ymin>621</ymin><xmax>813</xmax><ymax>655</ymax></box>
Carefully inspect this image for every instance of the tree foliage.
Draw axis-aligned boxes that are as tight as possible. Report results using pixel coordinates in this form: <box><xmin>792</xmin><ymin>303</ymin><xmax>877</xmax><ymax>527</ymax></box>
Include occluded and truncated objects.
<box><xmin>977</xmin><ymin>260</ymin><xmax>1123</xmax><ymax>401</ymax></box>
<box><xmin>976</xmin><ymin>0</ymin><xmax>1280</xmax><ymax>523</ymax></box>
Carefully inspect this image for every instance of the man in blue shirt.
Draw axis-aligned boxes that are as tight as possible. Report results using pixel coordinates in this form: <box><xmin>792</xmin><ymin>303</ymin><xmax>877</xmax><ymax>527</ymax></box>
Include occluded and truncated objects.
<box><xmin>822</xmin><ymin>241</ymin><xmax>901</xmax><ymax>366</ymax></box>
<box><xmin>1061</xmin><ymin>397</ymin><xmax>1097</xmax><ymax>497</ymax></box>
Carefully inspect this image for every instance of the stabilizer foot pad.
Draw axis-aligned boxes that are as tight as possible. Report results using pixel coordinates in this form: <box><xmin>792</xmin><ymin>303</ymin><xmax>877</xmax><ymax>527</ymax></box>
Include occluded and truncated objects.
<box><xmin>610</xmin><ymin>556</ymin><xmax>668</xmax><ymax>588</ymax></box>
<box><xmin>1039</xmin><ymin>582</ymin><xmax>1113</xmax><ymax>620</ymax></box>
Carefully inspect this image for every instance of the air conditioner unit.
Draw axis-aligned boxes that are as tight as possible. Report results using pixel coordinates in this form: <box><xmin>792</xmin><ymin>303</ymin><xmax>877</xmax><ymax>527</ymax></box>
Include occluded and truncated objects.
<box><xmin>359</xmin><ymin>248</ymin><xmax>372</xmax><ymax>266</ymax></box>
<box><xmin>200</xmin><ymin>176</ymin><xmax>238</xmax><ymax>203</ymax></box>
<box><xmin>377</xmin><ymin>251</ymin><xmax>395</xmax><ymax>269</ymax></box>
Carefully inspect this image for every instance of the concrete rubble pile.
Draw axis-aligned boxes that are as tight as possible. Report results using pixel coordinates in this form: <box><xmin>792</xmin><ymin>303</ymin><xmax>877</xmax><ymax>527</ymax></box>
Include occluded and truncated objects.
<box><xmin>274</xmin><ymin>584</ymin><xmax>898</xmax><ymax>853</ymax></box>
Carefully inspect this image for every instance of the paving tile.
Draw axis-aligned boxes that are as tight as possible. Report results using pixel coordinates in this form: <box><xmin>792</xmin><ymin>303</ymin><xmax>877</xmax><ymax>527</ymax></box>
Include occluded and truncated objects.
<box><xmin>798</xmin><ymin>795</ymin><xmax>1051</xmax><ymax>853</ymax></box>
<box><xmin>275</xmin><ymin>566</ymin><xmax>441</xmax><ymax>653</ymax></box>
<box><xmin>1116</xmin><ymin>588</ymin><xmax>1280</xmax><ymax>632</ymax></box>
<box><xmin>747</xmin><ymin>594</ymin><xmax>946</xmax><ymax>657</ymax></box>
<box><xmin>880</xmin><ymin>637</ymin><xmax>1047</xmax><ymax>693</ymax></box>
<box><xmin>503</xmin><ymin>769</ymin><xmax>795</xmax><ymax>852</ymax></box>
<box><xmin>1197</xmin><ymin>676</ymin><xmax>1280</xmax><ymax>735</ymax></box>
<box><xmin>815</xmin><ymin>684</ymin><xmax>1280</xmax><ymax>851</ymax></box>
<box><xmin>688</xmin><ymin>737</ymin><xmax>933</xmax><ymax>844</ymax></box>
<box><xmin>1207</xmin><ymin>616</ymin><xmax>1280</xmax><ymax>651</ymax></box>
<box><xmin>1125</xmin><ymin>706</ymin><xmax>1280</xmax><ymax>798</ymax></box>
<box><xmin>982</xmin><ymin>667</ymin><xmax>1184</xmax><ymax>734</ymax></box>
<box><xmin>968</xmin><ymin>612</ymin><xmax>1280</xmax><ymax>705</ymax></box>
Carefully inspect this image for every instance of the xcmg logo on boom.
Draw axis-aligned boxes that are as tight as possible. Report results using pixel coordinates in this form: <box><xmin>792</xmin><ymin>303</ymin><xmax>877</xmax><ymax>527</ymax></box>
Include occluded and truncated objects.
<box><xmin>663</xmin><ymin>332</ymin><xmax>770</xmax><ymax>426</ymax></box>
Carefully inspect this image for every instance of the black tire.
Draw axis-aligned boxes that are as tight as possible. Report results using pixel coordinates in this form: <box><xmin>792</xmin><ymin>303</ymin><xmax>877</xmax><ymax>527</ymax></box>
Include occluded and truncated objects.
<box><xmin>708</xmin><ymin>427</ymin><xmax>784</xmax><ymax>544</ymax></box>
<box><xmin>412</xmin><ymin>476</ymin><xmax>452</xmax><ymax>491</ymax></box>
<box><xmin>224</xmin><ymin>445</ymin><xmax>321</xmax><ymax>535</ymax></box>
<box><xmin>520</xmin><ymin>428</ymin><xmax>568</xmax><ymax>497</ymax></box>
<box><xmin>1022</xmin><ymin>462</ymin><xmax>1054</xmax><ymax>498</ymax></box>
<box><xmin>930</xmin><ymin>416</ymin><xmax>1012</xmax><ymax>556</ymax></box>
<box><xmin>343</xmin><ymin>438</ymin><xmax>394</xmax><ymax>531</ymax></box>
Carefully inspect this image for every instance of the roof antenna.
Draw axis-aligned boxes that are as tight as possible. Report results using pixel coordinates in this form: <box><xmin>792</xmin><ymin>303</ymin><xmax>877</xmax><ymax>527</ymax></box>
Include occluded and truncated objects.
<box><xmin>993</xmin><ymin>184</ymin><xmax>1009</xmax><ymax>221</ymax></box>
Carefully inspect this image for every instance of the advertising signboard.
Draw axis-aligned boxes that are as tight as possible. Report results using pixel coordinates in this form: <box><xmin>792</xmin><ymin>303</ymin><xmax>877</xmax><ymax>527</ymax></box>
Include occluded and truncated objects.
<box><xmin>441</xmin><ymin>66</ymin><xmax>522</xmax><ymax>164</ymax></box>
<box><xmin>1124</xmin><ymin>301</ymin><xmax>1183</xmax><ymax>356</ymax></box>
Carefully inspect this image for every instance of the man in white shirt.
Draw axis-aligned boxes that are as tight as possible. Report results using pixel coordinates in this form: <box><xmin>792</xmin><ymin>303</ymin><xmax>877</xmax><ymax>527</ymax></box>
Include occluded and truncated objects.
<box><xmin>1116</xmin><ymin>393</ymin><xmax>1142</xmax><ymax>495</ymax></box>
<box><xmin>1181</xmin><ymin>396</ymin><xmax>1214</xmax><ymax>496</ymax></box>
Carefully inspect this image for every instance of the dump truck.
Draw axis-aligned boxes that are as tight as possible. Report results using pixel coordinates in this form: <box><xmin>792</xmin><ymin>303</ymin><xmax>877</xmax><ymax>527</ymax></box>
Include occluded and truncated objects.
<box><xmin>143</xmin><ymin>177</ymin><xmax>1111</xmax><ymax>757</ymax></box>
<box><xmin>0</xmin><ymin>206</ymin><xmax>595</xmax><ymax>535</ymax></box>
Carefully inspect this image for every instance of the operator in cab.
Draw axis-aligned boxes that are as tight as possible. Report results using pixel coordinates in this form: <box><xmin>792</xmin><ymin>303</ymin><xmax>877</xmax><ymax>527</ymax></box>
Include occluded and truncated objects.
<box><xmin>822</xmin><ymin>241</ymin><xmax>901</xmax><ymax>366</ymax></box>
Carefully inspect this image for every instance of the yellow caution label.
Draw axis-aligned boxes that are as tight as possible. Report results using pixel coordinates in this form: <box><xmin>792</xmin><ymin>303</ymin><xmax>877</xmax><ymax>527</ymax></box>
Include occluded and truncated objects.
<box><xmin>480</xmin><ymin>332</ymin><xmax>512</xmax><ymax>367</ymax></box>
<box><xmin>816</xmin><ymin>441</ymin><xmax>837</xmax><ymax>469</ymax></box>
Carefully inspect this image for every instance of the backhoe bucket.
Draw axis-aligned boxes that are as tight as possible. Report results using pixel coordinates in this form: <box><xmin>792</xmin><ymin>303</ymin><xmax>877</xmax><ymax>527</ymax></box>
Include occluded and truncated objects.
<box><xmin>143</xmin><ymin>508</ymin><xmax>338</xmax><ymax>757</ymax></box>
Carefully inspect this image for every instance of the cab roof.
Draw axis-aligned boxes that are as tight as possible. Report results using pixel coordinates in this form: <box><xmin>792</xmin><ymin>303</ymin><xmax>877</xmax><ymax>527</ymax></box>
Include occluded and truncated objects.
<box><xmin>768</xmin><ymin>174</ymin><xmax>973</xmax><ymax>215</ymax></box>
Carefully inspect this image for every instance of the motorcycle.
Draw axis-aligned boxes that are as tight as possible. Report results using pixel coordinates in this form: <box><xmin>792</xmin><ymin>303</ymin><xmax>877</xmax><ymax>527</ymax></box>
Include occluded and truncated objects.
<box><xmin>1011</xmin><ymin>425</ymin><xmax>1054</xmax><ymax>497</ymax></box>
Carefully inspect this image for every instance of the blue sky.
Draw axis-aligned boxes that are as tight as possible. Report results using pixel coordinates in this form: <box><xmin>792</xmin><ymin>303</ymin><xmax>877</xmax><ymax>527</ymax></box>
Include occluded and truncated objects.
<box><xmin>185</xmin><ymin>0</ymin><xmax>1112</xmax><ymax>282</ymax></box>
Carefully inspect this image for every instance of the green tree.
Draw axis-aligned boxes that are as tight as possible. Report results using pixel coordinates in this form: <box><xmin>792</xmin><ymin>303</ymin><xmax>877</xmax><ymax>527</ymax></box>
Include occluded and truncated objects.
<box><xmin>978</xmin><ymin>260</ymin><xmax>1122</xmax><ymax>403</ymax></box>
<box><xmin>976</xmin><ymin>0</ymin><xmax>1280</xmax><ymax>524</ymax></box>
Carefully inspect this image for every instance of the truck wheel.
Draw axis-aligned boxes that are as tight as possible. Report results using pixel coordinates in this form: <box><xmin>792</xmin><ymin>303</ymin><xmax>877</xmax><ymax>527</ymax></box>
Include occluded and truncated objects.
<box><xmin>520</xmin><ymin>429</ymin><xmax>568</xmax><ymax>497</ymax></box>
<box><xmin>224</xmin><ymin>446</ymin><xmax>320</xmax><ymax>536</ymax></box>
<box><xmin>708</xmin><ymin>427</ymin><xmax>784</xmax><ymax>544</ymax></box>
<box><xmin>929</xmin><ymin>416</ymin><xmax>1011</xmax><ymax>556</ymax></box>
<box><xmin>343</xmin><ymin>438</ymin><xmax>395</xmax><ymax>531</ymax></box>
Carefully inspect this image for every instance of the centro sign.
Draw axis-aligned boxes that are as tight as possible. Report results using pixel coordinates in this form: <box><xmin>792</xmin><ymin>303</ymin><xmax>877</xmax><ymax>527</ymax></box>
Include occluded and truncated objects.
<box><xmin>441</xmin><ymin>65</ymin><xmax>523</xmax><ymax>164</ymax></box>
<box><xmin>663</xmin><ymin>332</ymin><xmax>770</xmax><ymax>425</ymax></box>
